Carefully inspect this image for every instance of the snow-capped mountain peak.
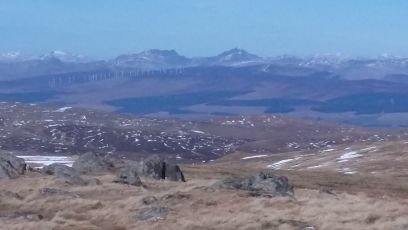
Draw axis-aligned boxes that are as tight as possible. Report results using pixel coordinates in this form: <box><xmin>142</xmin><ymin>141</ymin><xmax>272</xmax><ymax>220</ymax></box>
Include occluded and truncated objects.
<box><xmin>217</xmin><ymin>48</ymin><xmax>259</xmax><ymax>61</ymax></box>
<box><xmin>51</xmin><ymin>50</ymin><xmax>67</xmax><ymax>56</ymax></box>
<box><xmin>112</xmin><ymin>49</ymin><xmax>191</xmax><ymax>69</ymax></box>
<box><xmin>40</xmin><ymin>50</ymin><xmax>87</xmax><ymax>63</ymax></box>
<box><xmin>141</xmin><ymin>49</ymin><xmax>179</xmax><ymax>57</ymax></box>
<box><xmin>0</xmin><ymin>51</ymin><xmax>29</xmax><ymax>62</ymax></box>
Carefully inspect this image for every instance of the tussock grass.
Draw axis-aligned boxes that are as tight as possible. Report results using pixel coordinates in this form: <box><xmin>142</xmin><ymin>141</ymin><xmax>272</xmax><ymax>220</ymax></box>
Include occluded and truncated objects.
<box><xmin>0</xmin><ymin>166</ymin><xmax>407</xmax><ymax>230</ymax></box>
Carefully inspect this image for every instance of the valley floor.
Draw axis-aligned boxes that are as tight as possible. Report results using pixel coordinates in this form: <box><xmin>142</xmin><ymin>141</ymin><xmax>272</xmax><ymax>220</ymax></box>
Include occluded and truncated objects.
<box><xmin>1</xmin><ymin>160</ymin><xmax>408</xmax><ymax>230</ymax></box>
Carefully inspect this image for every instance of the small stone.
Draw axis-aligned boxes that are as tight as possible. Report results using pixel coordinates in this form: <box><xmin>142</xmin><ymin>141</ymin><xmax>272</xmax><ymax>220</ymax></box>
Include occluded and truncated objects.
<box><xmin>39</xmin><ymin>187</ymin><xmax>80</xmax><ymax>198</ymax></box>
<box><xmin>87</xmin><ymin>178</ymin><xmax>102</xmax><ymax>186</ymax></box>
<box><xmin>141</xmin><ymin>196</ymin><xmax>158</xmax><ymax>205</ymax></box>
<box><xmin>135</xmin><ymin>207</ymin><xmax>171</xmax><ymax>221</ymax></box>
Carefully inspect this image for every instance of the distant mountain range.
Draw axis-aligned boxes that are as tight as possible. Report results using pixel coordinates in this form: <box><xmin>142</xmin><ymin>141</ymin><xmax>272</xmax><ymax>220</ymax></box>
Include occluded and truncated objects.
<box><xmin>2</xmin><ymin>48</ymin><xmax>408</xmax><ymax>80</ymax></box>
<box><xmin>2</xmin><ymin>48</ymin><xmax>408</xmax><ymax>127</ymax></box>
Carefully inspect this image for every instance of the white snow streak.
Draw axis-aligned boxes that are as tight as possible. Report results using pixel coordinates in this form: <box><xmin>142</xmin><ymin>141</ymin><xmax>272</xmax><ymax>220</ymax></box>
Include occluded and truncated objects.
<box><xmin>242</xmin><ymin>155</ymin><xmax>268</xmax><ymax>160</ymax></box>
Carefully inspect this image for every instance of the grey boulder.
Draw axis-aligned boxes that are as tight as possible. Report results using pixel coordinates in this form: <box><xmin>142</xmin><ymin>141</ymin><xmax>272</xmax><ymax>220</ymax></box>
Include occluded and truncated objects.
<box><xmin>134</xmin><ymin>207</ymin><xmax>171</xmax><ymax>221</ymax></box>
<box><xmin>42</xmin><ymin>163</ymin><xmax>86</xmax><ymax>185</ymax></box>
<box><xmin>0</xmin><ymin>152</ymin><xmax>26</xmax><ymax>180</ymax></box>
<box><xmin>214</xmin><ymin>172</ymin><xmax>294</xmax><ymax>197</ymax></box>
<box><xmin>39</xmin><ymin>187</ymin><xmax>80</xmax><ymax>198</ymax></box>
<box><xmin>164</xmin><ymin>163</ymin><xmax>185</xmax><ymax>182</ymax></box>
<box><xmin>137</xmin><ymin>155</ymin><xmax>186</xmax><ymax>182</ymax></box>
<box><xmin>113</xmin><ymin>166</ymin><xmax>143</xmax><ymax>186</ymax></box>
<box><xmin>113</xmin><ymin>154</ymin><xmax>186</xmax><ymax>185</ymax></box>
<box><xmin>0</xmin><ymin>212</ymin><xmax>43</xmax><ymax>222</ymax></box>
<box><xmin>138</xmin><ymin>155</ymin><xmax>165</xmax><ymax>179</ymax></box>
<box><xmin>72</xmin><ymin>152</ymin><xmax>115</xmax><ymax>174</ymax></box>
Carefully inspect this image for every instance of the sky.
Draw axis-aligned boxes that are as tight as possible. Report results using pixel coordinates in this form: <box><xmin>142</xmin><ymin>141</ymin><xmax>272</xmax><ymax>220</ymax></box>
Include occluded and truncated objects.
<box><xmin>1</xmin><ymin>0</ymin><xmax>408</xmax><ymax>58</ymax></box>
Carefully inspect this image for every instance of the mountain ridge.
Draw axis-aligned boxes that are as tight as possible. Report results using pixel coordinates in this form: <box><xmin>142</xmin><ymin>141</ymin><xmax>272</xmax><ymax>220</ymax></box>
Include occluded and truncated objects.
<box><xmin>2</xmin><ymin>48</ymin><xmax>408</xmax><ymax>80</ymax></box>
<box><xmin>3</xmin><ymin>48</ymin><xmax>408</xmax><ymax>127</ymax></box>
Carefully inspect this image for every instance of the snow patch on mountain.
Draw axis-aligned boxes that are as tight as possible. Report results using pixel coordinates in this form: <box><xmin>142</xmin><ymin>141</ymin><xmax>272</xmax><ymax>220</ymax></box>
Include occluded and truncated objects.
<box><xmin>40</xmin><ymin>50</ymin><xmax>88</xmax><ymax>63</ymax></box>
<box><xmin>55</xmin><ymin>107</ymin><xmax>73</xmax><ymax>112</ymax></box>
<box><xmin>242</xmin><ymin>154</ymin><xmax>268</xmax><ymax>160</ymax></box>
<box><xmin>267</xmin><ymin>157</ymin><xmax>302</xmax><ymax>169</ymax></box>
<box><xmin>337</xmin><ymin>151</ymin><xmax>363</xmax><ymax>163</ymax></box>
<box><xmin>0</xmin><ymin>51</ymin><xmax>30</xmax><ymax>62</ymax></box>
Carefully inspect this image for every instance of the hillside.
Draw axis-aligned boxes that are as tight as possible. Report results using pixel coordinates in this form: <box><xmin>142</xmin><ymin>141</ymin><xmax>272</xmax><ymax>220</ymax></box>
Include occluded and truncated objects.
<box><xmin>3</xmin><ymin>50</ymin><xmax>408</xmax><ymax>127</ymax></box>
<box><xmin>1</xmin><ymin>103</ymin><xmax>408</xmax><ymax>229</ymax></box>
<box><xmin>0</xmin><ymin>152</ymin><xmax>407</xmax><ymax>230</ymax></box>
<box><xmin>0</xmin><ymin>102</ymin><xmax>398</xmax><ymax>163</ymax></box>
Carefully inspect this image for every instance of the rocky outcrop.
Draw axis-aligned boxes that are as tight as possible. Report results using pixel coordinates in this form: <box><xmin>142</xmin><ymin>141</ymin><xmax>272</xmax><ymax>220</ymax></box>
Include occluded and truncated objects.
<box><xmin>112</xmin><ymin>154</ymin><xmax>186</xmax><ymax>186</ymax></box>
<box><xmin>0</xmin><ymin>152</ymin><xmax>26</xmax><ymax>179</ymax></box>
<box><xmin>136</xmin><ymin>155</ymin><xmax>186</xmax><ymax>182</ymax></box>
<box><xmin>0</xmin><ymin>212</ymin><xmax>43</xmax><ymax>222</ymax></box>
<box><xmin>214</xmin><ymin>172</ymin><xmax>294</xmax><ymax>197</ymax></box>
<box><xmin>42</xmin><ymin>163</ymin><xmax>86</xmax><ymax>185</ymax></box>
<box><xmin>113</xmin><ymin>166</ymin><xmax>143</xmax><ymax>186</ymax></box>
<box><xmin>164</xmin><ymin>163</ymin><xmax>185</xmax><ymax>182</ymax></box>
<box><xmin>72</xmin><ymin>152</ymin><xmax>115</xmax><ymax>174</ymax></box>
<box><xmin>141</xmin><ymin>196</ymin><xmax>159</xmax><ymax>205</ymax></box>
<box><xmin>138</xmin><ymin>155</ymin><xmax>165</xmax><ymax>179</ymax></box>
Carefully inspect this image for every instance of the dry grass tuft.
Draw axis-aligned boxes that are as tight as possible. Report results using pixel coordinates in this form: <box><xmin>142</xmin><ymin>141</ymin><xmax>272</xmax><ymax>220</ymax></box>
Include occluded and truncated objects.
<box><xmin>0</xmin><ymin>166</ymin><xmax>407</xmax><ymax>230</ymax></box>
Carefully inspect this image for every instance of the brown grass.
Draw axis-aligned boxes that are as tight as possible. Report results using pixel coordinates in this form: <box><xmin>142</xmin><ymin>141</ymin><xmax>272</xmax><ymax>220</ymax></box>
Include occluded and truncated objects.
<box><xmin>0</xmin><ymin>165</ymin><xmax>408</xmax><ymax>230</ymax></box>
<box><xmin>186</xmin><ymin>152</ymin><xmax>408</xmax><ymax>199</ymax></box>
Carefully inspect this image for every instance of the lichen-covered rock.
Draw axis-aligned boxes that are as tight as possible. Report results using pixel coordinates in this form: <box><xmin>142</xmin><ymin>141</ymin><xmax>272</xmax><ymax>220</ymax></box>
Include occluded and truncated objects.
<box><xmin>134</xmin><ymin>207</ymin><xmax>171</xmax><ymax>221</ymax></box>
<box><xmin>39</xmin><ymin>187</ymin><xmax>80</xmax><ymax>198</ymax></box>
<box><xmin>214</xmin><ymin>172</ymin><xmax>294</xmax><ymax>197</ymax></box>
<box><xmin>112</xmin><ymin>154</ymin><xmax>186</xmax><ymax>183</ymax></box>
<box><xmin>164</xmin><ymin>163</ymin><xmax>185</xmax><ymax>182</ymax></box>
<box><xmin>141</xmin><ymin>196</ymin><xmax>159</xmax><ymax>205</ymax></box>
<box><xmin>72</xmin><ymin>152</ymin><xmax>114</xmax><ymax>174</ymax></box>
<box><xmin>136</xmin><ymin>155</ymin><xmax>186</xmax><ymax>182</ymax></box>
<box><xmin>42</xmin><ymin>163</ymin><xmax>86</xmax><ymax>185</ymax></box>
<box><xmin>0</xmin><ymin>212</ymin><xmax>43</xmax><ymax>222</ymax></box>
<box><xmin>139</xmin><ymin>155</ymin><xmax>166</xmax><ymax>179</ymax></box>
<box><xmin>113</xmin><ymin>166</ymin><xmax>143</xmax><ymax>186</ymax></box>
<box><xmin>0</xmin><ymin>152</ymin><xmax>26</xmax><ymax>180</ymax></box>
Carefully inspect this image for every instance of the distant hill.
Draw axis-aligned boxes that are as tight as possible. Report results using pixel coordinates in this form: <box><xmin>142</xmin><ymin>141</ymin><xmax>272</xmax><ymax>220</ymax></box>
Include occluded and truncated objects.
<box><xmin>2</xmin><ymin>49</ymin><xmax>408</xmax><ymax>127</ymax></box>
<box><xmin>0</xmin><ymin>102</ymin><xmax>393</xmax><ymax>161</ymax></box>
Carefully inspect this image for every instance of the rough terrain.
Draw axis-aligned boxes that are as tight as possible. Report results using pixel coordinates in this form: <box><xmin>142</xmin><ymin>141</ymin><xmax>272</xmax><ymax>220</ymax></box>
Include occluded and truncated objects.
<box><xmin>1</xmin><ymin>153</ymin><xmax>407</xmax><ymax>230</ymax></box>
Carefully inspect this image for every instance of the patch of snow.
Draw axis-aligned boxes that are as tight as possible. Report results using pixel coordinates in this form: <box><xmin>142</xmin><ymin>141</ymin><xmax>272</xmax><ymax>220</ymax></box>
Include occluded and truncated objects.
<box><xmin>322</xmin><ymin>148</ymin><xmax>336</xmax><ymax>152</ymax></box>
<box><xmin>337</xmin><ymin>151</ymin><xmax>363</xmax><ymax>163</ymax></box>
<box><xmin>336</xmin><ymin>167</ymin><xmax>356</xmax><ymax>175</ymax></box>
<box><xmin>191</xmin><ymin>130</ymin><xmax>205</xmax><ymax>134</ymax></box>
<box><xmin>307</xmin><ymin>164</ymin><xmax>324</xmax><ymax>169</ymax></box>
<box><xmin>55</xmin><ymin>107</ymin><xmax>72</xmax><ymax>112</ymax></box>
<box><xmin>17</xmin><ymin>155</ymin><xmax>74</xmax><ymax>168</ymax></box>
<box><xmin>242</xmin><ymin>155</ymin><xmax>268</xmax><ymax>160</ymax></box>
<box><xmin>53</xmin><ymin>50</ymin><xmax>67</xmax><ymax>55</ymax></box>
<box><xmin>360</xmin><ymin>146</ymin><xmax>377</xmax><ymax>152</ymax></box>
<box><xmin>267</xmin><ymin>158</ymin><xmax>299</xmax><ymax>169</ymax></box>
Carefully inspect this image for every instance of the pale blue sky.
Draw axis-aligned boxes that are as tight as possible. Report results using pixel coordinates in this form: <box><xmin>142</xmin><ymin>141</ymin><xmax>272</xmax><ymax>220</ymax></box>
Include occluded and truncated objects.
<box><xmin>1</xmin><ymin>0</ymin><xmax>407</xmax><ymax>58</ymax></box>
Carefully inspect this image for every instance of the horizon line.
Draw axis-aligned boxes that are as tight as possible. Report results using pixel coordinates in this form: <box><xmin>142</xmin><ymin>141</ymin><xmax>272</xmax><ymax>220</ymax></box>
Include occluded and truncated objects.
<box><xmin>0</xmin><ymin>48</ymin><xmax>405</xmax><ymax>61</ymax></box>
